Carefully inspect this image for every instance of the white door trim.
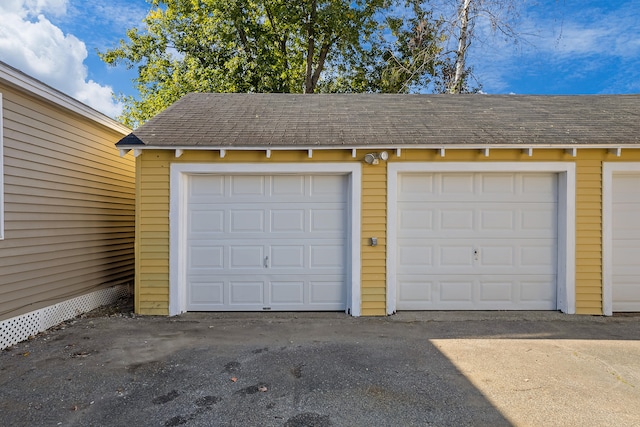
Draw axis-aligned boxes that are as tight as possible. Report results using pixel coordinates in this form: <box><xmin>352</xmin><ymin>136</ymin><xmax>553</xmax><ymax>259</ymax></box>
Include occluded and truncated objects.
<box><xmin>169</xmin><ymin>163</ymin><xmax>362</xmax><ymax>316</ymax></box>
<box><xmin>602</xmin><ymin>163</ymin><xmax>640</xmax><ymax>316</ymax></box>
<box><xmin>387</xmin><ymin>162</ymin><xmax>576</xmax><ymax>314</ymax></box>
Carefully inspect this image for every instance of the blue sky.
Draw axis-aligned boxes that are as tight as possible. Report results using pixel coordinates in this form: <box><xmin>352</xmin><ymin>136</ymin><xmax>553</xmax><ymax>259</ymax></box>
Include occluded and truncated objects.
<box><xmin>0</xmin><ymin>0</ymin><xmax>638</xmax><ymax>119</ymax></box>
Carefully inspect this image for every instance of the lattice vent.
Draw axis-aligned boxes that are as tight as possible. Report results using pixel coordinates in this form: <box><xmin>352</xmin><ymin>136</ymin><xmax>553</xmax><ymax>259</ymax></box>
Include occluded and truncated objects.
<box><xmin>0</xmin><ymin>285</ymin><xmax>130</xmax><ymax>350</ymax></box>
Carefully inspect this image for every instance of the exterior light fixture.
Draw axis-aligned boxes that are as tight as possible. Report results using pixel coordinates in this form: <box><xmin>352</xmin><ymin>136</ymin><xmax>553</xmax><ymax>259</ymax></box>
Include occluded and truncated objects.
<box><xmin>363</xmin><ymin>151</ymin><xmax>389</xmax><ymax>165</ymax></box>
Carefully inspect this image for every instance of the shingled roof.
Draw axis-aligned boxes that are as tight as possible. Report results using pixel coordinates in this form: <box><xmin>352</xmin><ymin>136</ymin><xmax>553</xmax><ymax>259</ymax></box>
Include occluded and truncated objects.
<box><xmin>116</xmin><ymin>93</ymin><xmax>640</xmax><ymax>149</ymax></box>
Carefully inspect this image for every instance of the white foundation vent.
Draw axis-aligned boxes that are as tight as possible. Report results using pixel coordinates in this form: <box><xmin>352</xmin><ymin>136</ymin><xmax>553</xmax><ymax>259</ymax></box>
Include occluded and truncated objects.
<box><xmin>0</xmin><ymin>285</ymin><xmax>130</xmax><ymax>350</ymax></box>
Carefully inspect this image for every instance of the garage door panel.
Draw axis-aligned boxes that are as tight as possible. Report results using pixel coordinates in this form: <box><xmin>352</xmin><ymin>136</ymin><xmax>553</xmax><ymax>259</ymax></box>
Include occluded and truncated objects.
<box><xmin>399</xmin><ymin>245</ymin><xmax>434</xmax><ymax>270</ymax></box>
<box><xmin>272</xmin><ymin>175</ymin><xmax>305</xmax><ymax>196</ymax></box>
<box><xmin>231</xmin><ymin>175</ymin><xmax>266</xmax><ymax>196</ymax></box>
<box><xmin>481</xmin><ymin>210</ymin><xmax>515</xmax><ymax>230</ymax></box>
<box><xmin>480</xmin><ymin>246</ymin><xmax>514</xmax><ymax>266</ymax></box>
<box><xmin>310</xmin><ymin>175</ymin><xmax>346</xmax><ymax>196</ymax></box>
<box><xmin>441</xmin><ymin>210</ymin><xmax>474</xmax><ymax>230</ymax></box>
<box><xmin>398</xmin><ymin>240</ymin><xmax>555</xmax><ymax>272</ymax></box>
<box><xmin>398</xmin><ymin>280</ymin><xmax>434</xmax><ymax>304</ymax></box>
<box><xmin>397</xmin><ymin>276</ymin><xmax>556</xmax><ymax>310</ymax></box>
<box><xmin>522</xmin><ymin>207</ymin><xmax>557</xmax><ymax>232</ymax></box>
<box><xmin>310</xmin><ymin>280</ymin><xmax>346</xmax><ymax>305</ymax></box>
<box><xmin>311</xmin><ymin>208</ymin><xmax>346</xmax><ymax>232</ymax></box>
<box><xmin>480</xmin><ymin>281</ymin><xmax>516</xmax><ymax>302</ymax></box>
<box><xmin>188</xmin><ymin>209</ymin><xmax>224</xmax><ymax>234</ymax></box>
<box><xmin>613</xmin><ymin>208</ymin><xmax>640</xmax><ymax>238</ymax></box>
<box><xmin>440</xmin><ymin>280</ymin><xmax>474</xmax><ymax>302</ymax></box>
<box><xmin>398</xmin><ymin>204</ymin><xmax>555</xmax><ymax>239</ymax></box>
<box><xmin>310</xmin><ymin>244</ymin><xmax>345</xmax><ymax>268</ymax></box>
<box><xmin>441</xmin><ymin>174</ymin><xmax>475</xmax><ymax>194</ymax></box>
<box><xmin>188</xmin><ymin>281</ymin><xmax>224</xmax><ymax>306</ymax></box>
<box><xmin>270</xmin><ymin>245</ymin><xmax>305</xmax><ymax>268</ymax></box>
<box><xmin>189</xmin><ymin>175</ymin><xmax>224</xmax><ymax>198</ymax></box>
<box><xmin>229</xmin><ymin>281</ymin><xmax>264</xmax><ymax>304</ymax></box>
<box><xmin>613</xmin><ymin>282</ymin><xmax>640</xmax><ymax>309</ymax></box>
<box><xmin>520</xmin><ymin>279</ymin><xmax>556</xmax><ymax>303</ymax></box>
<box><xmin>399</xmin><ymin>209</ymin><xmax>434</xmax><ymax>231</ymax></box>
<box><xmin>440</xmin><ymin>245</ymin><xmax>474</xmax><ymax>267</ymax></box>
<box><xmin>229</xmin><ymin>246</ymin><xmax>264</xmax><ymax>269</ymax></box>
<box><xmin>271</xmin><ymin>209</ymin><xmax>305</xmax><ymax>232</ymax></box>
<box><xmin>396</xmin><ymin>172</ymin><xmax>558</xmax><ymax>310</ymax></box>
<box><xmin>186</xmin><ymin>174</ymin><xmax>347</xmax><ymax>311</ymax></box>
<box><xmin>612</xmin><ymin>172</ymin><xmax>640</xmax><ymax>311</ymax></box>
<box><xmin>481</xmin><ymin>174</ymin><xmax>515</xmax><ymax>194</ymax></box>
<box><xmin>230</xmin><ymin>210</ymin><xmax>265</xmax><ymax>232</ymax></box>
<box><xmin>522</xmin><ymin>174</ymin><xmax>557</xmax><ymax>196</ymax></box>
<box><xmin>188</xmin><ymin>245</ymin><xmax>224</xmax><ymax>269</ymax></box>
<box><xmin>271</xmin><ymin>281</ymin><xmax>304</xmax><ymax>304</ymax></box>
<box><xmin>521</xmin><ymin>245</ymin><xmax>557</xmax><ymax>268</ymax></box>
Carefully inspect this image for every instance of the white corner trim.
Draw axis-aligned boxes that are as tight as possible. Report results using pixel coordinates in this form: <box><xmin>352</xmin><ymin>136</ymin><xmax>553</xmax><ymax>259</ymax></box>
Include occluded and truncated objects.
<box><xmin>386</xmin><ymin>162</ymin><xmax>576</xmax><ymax>315</ymax></box>
<box><xmin>169</xmin><ymin>163</ymin><xmax>362</xmax><ymax>316</ymax></box>
<box><xmin>602</xmin><ymin>163</ymin><xmax>640</xmax><ymax>316</ymax></box>
<box><xmin>0</xmin><ymin>93</ymin><xmax>4</xmax><ymax>240</ymax></box>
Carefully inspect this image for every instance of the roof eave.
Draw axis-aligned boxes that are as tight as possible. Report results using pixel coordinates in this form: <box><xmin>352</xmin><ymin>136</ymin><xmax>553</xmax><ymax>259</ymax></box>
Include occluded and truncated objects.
<box><xmin>117</xmin><ymin>143</ymin><xmax>640</xmax><ymax>158</ymax></box>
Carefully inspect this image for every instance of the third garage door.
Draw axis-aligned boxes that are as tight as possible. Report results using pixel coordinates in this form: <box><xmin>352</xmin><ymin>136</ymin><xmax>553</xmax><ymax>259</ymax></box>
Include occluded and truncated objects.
<box><xmin>396</xmin><ymin>172</ymin><xmax>558</xmax><ymax>310</ymax></box>
<box><xmin>611</xmin><ymin>172</ymin><xmax>640</xmax><ymax>311</ymax></box>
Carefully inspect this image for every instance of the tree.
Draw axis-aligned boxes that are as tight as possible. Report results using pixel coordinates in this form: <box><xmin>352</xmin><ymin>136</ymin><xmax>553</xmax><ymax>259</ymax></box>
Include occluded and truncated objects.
<box><xmin>430</xmin><ymin>0</ymin><xmax>522</xmax><ymax>93</ymax></box>
<box><xmin>100</xmin><ymin>0</ymin><xmax>389</xmax><ymax>127</ymax></box>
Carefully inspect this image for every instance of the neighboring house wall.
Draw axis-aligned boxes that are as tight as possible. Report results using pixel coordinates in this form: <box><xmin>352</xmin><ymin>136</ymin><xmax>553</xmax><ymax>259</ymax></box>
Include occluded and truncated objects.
<box><xmin>0</xmin><ymin>79</ymin><xmax>135</xmax><ymax>323</ymax></box>
<box><xmin>135</xmin><ymin>146</ymin><xmax>640</xmax><ymax>316</ymax></box>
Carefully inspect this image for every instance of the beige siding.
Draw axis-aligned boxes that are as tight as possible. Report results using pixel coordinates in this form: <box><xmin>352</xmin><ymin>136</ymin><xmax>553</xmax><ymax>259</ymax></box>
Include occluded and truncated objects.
<box><xmin>0</xmin><ymin>83</ymin><xmax>135</xmax><ymax>321</ymax></box>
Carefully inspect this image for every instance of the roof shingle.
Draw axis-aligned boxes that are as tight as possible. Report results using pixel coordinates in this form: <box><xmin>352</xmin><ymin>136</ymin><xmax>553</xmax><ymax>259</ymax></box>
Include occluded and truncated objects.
<box><xmin>116</xmin><ymin>93</ymin><xmax>640</xmax><ymax>148</ymax></box>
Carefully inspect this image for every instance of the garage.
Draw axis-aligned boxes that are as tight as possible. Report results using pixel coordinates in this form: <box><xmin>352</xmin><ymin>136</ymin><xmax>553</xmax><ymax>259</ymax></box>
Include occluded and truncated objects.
<box><xmin>605</xmin><ymin>169</ymin><xmax>640</xmax><ymax>312</ymax></box>
<box><xmin>388</xmin><ymin>164</ymin><xmax>570</xmax><ymax>312</ymax></box>
<box><xmin>184</xmin><ymin>173</ymin><xmax>348</xmax><ymax>311</ymax></box>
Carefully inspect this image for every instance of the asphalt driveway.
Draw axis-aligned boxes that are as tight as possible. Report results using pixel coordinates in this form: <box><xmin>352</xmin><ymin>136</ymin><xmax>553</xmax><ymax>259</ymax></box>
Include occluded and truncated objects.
<box><xmin>1</xmin><ymin>300</ymin><xmax>639</xmax><ymax>426</ymax></box>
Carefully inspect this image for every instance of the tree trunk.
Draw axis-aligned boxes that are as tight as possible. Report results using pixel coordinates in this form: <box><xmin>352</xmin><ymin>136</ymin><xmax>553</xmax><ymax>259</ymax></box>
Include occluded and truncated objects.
<box><xmin>304</xmin><ymin>0</ymin><xmax>317</xmax><ymax>93</ymax></box>
<box><xmin>449</xmin><ymin>0</ymin><xmax>472</xmax><ymax>94</ymax></box>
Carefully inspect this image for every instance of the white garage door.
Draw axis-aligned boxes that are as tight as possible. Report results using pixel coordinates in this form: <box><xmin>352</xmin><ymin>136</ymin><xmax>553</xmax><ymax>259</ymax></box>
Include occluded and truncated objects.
<box><xmin>185</xmin><ymin>174</ymin><xmax>347</xmax><ymax>311</ymax></box>
<box><xmin>396</xmin><ymin>172</ymin><xmax>558</xmax><ymax>310</ymax></box>
<box><xmin>612</xmin><ymin>173</ymin><xmax>640</xmax><ymax>311</ymax></box>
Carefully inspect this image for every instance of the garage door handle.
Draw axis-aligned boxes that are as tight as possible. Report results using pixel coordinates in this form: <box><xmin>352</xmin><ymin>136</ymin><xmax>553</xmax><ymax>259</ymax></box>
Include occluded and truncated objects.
<box><xmin>264</xmin><ymin>256</ymin><xmax>269</xmax><ymax>268</ymax></box>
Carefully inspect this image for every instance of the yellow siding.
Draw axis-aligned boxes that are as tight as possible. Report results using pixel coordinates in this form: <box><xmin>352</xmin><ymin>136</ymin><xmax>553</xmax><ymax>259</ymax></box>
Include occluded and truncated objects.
<box><xmin>136</xmin><ymin>146</ymin><xmax>640</xmax><ymax>316</ymax></box>
<box><xmin>395</xmin><ymin>148</ymin><xmax>616</xmax><ymax>315</ymax></box>
<box><xmin>135</xmin><ymin>149</ymin><xmax>359</xmax><ymax>315</ymax></box>
<box><xmin>360</xmin><ymin>154</ymin><xmax>387</xmax><ymax>316</ymax></box>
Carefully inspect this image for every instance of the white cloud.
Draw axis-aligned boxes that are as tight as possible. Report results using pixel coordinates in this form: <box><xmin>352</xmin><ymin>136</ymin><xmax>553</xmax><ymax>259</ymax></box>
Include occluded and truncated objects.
<box><xmin>466</xmin><ymin>0</ymin><xmax>640</xmax><ymax>94</ymax></box>
<box><xmin>0</xmin><ymin>0</ymin><xmax>122</xmax><ymax>118</ymax></box>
